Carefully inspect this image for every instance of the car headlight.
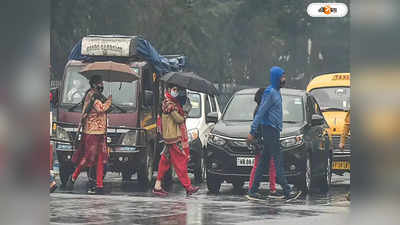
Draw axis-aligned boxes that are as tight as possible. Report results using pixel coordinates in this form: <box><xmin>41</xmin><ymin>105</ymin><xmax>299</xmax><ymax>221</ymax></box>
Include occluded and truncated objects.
<box><xmin>281</xmin><ymin>135</ymin><xmax>304</xmax><ymax>148</ymax></box>
<box><xmin>56</xmin><ymin>126</ymin><xmax>70</xmax><ymax>142</ymax></box>
<box><xmin>188</xmin><ymin>129</ymin><xmax>199</xmax><ymax>143</ymax></box>
<box><xmin>121</xmin><ymin>131</ymin><xmax>137</xmax><ymax>146</ymax></box>
<box><xmin>208</xmin><ymin>134</ymin><xmax>226</xmax><ymax>146</ymax></box>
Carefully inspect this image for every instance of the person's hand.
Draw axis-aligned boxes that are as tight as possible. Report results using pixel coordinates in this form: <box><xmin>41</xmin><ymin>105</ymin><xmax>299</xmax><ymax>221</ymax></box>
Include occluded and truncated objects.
<box><xmin>107</xmin><ymin>95</ymin><xmax>112</xmax><ymax>101</ymax></box>
<box><xmin>247</xmin><ymin>133</ymin><xmax>255</xmax><ymax>143</ymax></box>
<box><xmin>339</xmin><ymin>143</ymin><xmax>344</xmax><ymax>150</ymax></box>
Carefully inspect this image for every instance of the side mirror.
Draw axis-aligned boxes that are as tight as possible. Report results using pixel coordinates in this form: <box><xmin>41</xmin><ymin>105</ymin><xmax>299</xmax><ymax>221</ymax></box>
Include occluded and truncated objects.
<box><xmin>144</xmin><ymin>90</ymin><xmax>153</xmax><ymax>106</ymax></box>
<box><xmin>206</xmin><ymin>112</ymin><xmax>218</xmax><ymax>124</ymax></box>
<box><xmin>50</xmin><ymin>88</ymin><xmax>59</xmax><ymax>108</ymax></box>
<box><xmin>311</xmin><ymin>114</ymin><xmax>324</xmax><ymax>126</ymax></box>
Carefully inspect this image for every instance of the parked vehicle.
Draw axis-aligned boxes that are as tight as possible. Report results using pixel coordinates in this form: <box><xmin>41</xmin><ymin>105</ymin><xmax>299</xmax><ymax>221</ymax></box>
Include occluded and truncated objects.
<box><xmin>186</xmin><ymin>91</ymin><xmax>221</xmax><ymax>183</ymax></box>
<box><xmin>306</xmin><ymin>73</ymin><xmax>350</xmax><ymax>175</ymax></box>
<box><xmin>205</xmin><ymin>88</ymin><xmax>333</xmax><ymax>194</ymax></box>
<box><xmin>50</xmin><ymin>35</ymin><xmax>184</xmax><ymax>188</ymax></box>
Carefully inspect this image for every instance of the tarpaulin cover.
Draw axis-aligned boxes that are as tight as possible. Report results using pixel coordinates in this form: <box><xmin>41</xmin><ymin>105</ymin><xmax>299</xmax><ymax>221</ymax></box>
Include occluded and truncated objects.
<box><xmin>68</xmin><ymin>37</ymin><xmax>185</xmax><ymax>76</ymax></box>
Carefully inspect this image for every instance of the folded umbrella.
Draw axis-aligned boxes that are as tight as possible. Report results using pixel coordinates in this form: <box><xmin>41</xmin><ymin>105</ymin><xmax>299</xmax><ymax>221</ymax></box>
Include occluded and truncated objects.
<box><xmin>79</xmin><ymin>61</ymin><xmax>139</xmax><ymax>82</ymax></box>
<box><xmin>160</xmin><ymin>71</ymin><xmax>218</xmax><ymax>95</ymax></box>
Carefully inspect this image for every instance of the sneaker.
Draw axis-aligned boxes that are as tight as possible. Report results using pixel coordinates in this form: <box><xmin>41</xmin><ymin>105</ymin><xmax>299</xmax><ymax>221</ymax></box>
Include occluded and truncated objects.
<box><xmin>284</xmin><ymin>190</ymin><xmax>302</xmax><ymax>202</ymax></box>
<box><xmin>186</xmin><ymin>186</ymin><xmax>200</xmax><ymax>196</ymax></box>
<box><xmin>49</xmin><ymin>182</ymin><xmax>57</xmax><ymax>193</ymax></box>
<box><xmin>246</xmin><ymin>192</ymin><xmax>266</xmax><ymax>201</ymax></box>
<box><xmin>268</xmin><ymin>191</ymin><xmax>285</xmax><ymax>199</ymax></box>
<box><xmin>66</xmin><ymin>176</ymin><xmax>75</xmax><ymax>191</ymax></box>
<box><xmin>153</xmin><ymin>188</ymin><xmax>168</xmax><ymax>197</ymax></box>
<box><xmin>87</xmin><ymin>186</ymin><xmax>96</xmax><ymax>195</ymax></box>
<box><xmin>95</xmin><ymin>187</ymin><xmax>105</xmax><ymax>195</ymax></box>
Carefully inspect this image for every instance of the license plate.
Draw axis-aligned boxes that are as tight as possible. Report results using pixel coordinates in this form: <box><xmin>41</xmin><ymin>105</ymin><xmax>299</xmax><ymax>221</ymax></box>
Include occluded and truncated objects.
<box><xmin>237</xmin><ymin>157</ymin><xmax>255</xmax><ymax>167</ymax></box>
<box><xmin>332</xmin><ymin>161</ymin><xmax>350</xmax><ymax>170</ymax></box>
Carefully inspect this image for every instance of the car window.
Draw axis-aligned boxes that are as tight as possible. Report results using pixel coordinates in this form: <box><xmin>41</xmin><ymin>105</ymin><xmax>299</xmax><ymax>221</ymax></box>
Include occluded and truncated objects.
<box><xmin>210</xmin><ymin>95</ymin><xmax>218</xmax><ymax>112</ymax></box>
<box><xmin>188</xmin><ymin>93</ymin><xmax>201</xmax><ymax>118</ymax></box>
<box><xmin>205</xmin><ymin>95</ymin><xmax>212</xmax><ymax>116</ymax></box>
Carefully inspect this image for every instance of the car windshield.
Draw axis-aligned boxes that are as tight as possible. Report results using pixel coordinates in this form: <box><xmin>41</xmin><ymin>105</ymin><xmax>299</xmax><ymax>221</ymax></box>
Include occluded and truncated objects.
<box><xmin>188</xmin><ymin>93</ymin><xmax>201</xmax><ymax>118</ymax></box>
<box><xmin>310</xmin><ymin>87</ymin><xmax>350</xmax><ymax>111</ymax></box>
<box><xmin>222</xmin><ymin>93</ymin><xmax>304</xmax><ymax>122</ymax></box>
<box><xmin>61</xmin><ymin>66</ymin><xmax>138</xmax><ymax>110</ymax></box>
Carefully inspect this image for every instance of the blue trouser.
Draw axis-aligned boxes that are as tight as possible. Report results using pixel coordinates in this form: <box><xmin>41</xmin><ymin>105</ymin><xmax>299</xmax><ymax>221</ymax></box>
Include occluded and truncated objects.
<box><xmin>249</xmin><ymin>125</ymin><xmax>291</xmax><ymax>196</ymax></box>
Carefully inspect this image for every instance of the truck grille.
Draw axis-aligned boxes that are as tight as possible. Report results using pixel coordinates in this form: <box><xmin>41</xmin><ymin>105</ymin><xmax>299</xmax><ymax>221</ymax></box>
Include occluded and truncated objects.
<box><xmin>67</xmin><ymin>131</ymin><xmax>122</xmax><ymax>144</ymax></box>
<box><xmin>331</xmin><ymin>135</ymin><xmax>351</xmax><ymax>150</ymax></box>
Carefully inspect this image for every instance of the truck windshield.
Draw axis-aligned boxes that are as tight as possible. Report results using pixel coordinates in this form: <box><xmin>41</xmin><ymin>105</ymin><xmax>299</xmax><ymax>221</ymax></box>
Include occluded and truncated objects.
<box><xmin>310</xmin><ymin>87</ymin><xmax>350</xmax><ymax>111</ymax></box>
<box><xmin>188</xmin><ymin>93</ymin><xmax>201</xmax><ymax>118</ymax></box>
<box><xmin>222</xmin><ymin>94</ymin><xmax>304</xmax><ymax>122</ymax></box>
<box><xmin>61</xmin><ymin>66</ymin><xmax>138</xmax><ymax>110</ymax></box>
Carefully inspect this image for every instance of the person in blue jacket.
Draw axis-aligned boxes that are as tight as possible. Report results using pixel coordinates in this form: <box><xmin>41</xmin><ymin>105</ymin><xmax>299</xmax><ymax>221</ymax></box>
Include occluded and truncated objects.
<box><xmin>246</xmin><ymin>66</ymin><xmax>301</xmax><ymax>201</ymax></box>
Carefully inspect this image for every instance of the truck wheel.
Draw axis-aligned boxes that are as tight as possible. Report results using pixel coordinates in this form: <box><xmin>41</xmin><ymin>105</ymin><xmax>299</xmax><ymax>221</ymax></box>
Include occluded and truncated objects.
<box><xmin>59</xmin><ymin>163</ymin><xmax>74</xmax><ymax>188</ymax></box>
<box><xmin>232</xmin><ymin>180</ymin><xmax>244</xmax><ymax>191</ymax></box>
<box><xmin>206</xmin><ymin>173</ymin><xmax>222</xmax><ymax>194</ymax></box>
<box><xmin>295</xmin><ymin>153</ymin><xmax>313</xmax><ymax>194</ymax></box>
<box><xmin>138</xmin><ymin>150</ymin><xmax>154</xmax><ymax>189</ymax></box>
<box><xmin>319</xmin><ymin>156</ymin><xmax>332</xmax><ymax>193</ymax></box>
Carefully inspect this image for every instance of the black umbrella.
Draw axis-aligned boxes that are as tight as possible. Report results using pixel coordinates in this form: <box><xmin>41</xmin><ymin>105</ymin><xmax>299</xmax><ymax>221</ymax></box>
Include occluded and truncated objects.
<box><xmin>160</xmin><ymin>72</ymin><xmax>218</xmax><ymax>95</ymax></box>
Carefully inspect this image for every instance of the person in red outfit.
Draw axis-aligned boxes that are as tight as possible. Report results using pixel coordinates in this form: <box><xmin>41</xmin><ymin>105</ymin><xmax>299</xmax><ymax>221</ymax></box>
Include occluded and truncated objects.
<box><xmin>67</xmin><ymin>75</ymin><xmax>112</xmax><ymax>195</ymax></box>
<box><xmin>248</xmin><ymin>88</ymin><xmax>282</xmax><ymax>198</ymax></box>
<box><xmin>153</xmin><ymin>84</ymin><xmax>199</xmax><ymax>196</ymax></box>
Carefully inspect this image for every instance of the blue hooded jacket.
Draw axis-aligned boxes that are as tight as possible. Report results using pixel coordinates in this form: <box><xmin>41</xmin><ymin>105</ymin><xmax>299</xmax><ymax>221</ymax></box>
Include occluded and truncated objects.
<box><xmin>250</xmin><ymin>66</ymin><xmax>284</xmax><ymax>135</ymax></box>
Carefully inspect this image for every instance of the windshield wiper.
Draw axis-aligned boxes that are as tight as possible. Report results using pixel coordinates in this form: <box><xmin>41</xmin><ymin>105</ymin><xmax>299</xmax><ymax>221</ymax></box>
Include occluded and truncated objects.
<box><xmin>320</xmin><ymin>107</ymin><xmax>345</xmax><ymax>112</ymax></box>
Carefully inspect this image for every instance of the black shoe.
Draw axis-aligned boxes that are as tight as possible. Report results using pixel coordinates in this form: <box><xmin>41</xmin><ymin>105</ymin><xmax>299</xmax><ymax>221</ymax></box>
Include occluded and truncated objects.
<box><xmin>66</xmin><ymin>176</ymin><xmax>75</xmax><ymax>191</ymax></box>
<box><xmin>246</xmin><ymin>192</ymin><xmax>266</xmax><ymax>201</ymax></box>
<box><xmin>268</xmin><ymin>191</ymin><xmax>285</xmax><ymax>199</ymax></box>
<box><xmin>284</xmin><ymin>191</ymin><xmax>302</xmax><ymax>202</ymax></box>
<box><xmin>95</xmin><ymin>187</ymin><xmax>105</xmax><ymax>195</ymax></box>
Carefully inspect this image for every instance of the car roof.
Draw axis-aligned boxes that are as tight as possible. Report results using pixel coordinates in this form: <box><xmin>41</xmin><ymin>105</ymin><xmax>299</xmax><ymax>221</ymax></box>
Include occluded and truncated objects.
<box><xmin>235</xmin><ymin>88</ymin><xmax>306</xmax><ymax>96</ymax></box>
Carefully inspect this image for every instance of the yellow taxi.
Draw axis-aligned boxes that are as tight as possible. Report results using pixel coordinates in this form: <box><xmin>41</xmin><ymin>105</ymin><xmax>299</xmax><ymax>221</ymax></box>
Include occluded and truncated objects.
<box><xmin>306</xmin><ymin>73</ymin><xmax>350</xmax><ymax>174</ymax></box>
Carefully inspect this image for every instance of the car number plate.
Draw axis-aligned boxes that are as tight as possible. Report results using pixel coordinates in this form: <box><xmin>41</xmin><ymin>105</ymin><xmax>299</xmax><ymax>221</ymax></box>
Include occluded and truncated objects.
<box><xmin>237</xmin><ymin>157</ymin><xmax>255</xmax><ymax>167</ymax></box>
<box><xmin>332</xmin><ymin>161</ymin><xmax>350</xmax><ymax>170</ymax></box>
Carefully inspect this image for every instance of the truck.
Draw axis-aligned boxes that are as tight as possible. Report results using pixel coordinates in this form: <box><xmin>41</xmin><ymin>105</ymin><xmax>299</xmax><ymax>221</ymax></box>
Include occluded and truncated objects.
<box><xmin>50</xmin><ymin>35</ymin><xmax>185</xmax><ymax>188</ymax></box>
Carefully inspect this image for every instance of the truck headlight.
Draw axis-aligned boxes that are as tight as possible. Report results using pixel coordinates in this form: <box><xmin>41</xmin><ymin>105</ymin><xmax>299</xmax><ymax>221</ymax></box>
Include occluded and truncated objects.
<box><xmin>208</xmin><ymin>134</ymin><xmax>226</xmax><ymax>146</ymax></box>
<box><xmin>56</xmin><ymin>126</ymin><xmax>70</xmax><ymax>142</ymax></box>
<box><xmin>121</xmin><ymin>131</ymin><xmax>137</xmax><ymax>146</ymax></box>
<box><xmin>281</xmin><ymin>135</ymin><xmax>304</xmax><ymax>148</ymax></box>
<box><xmin>188</xmin><ymin>129</ymin><xmax>199</xmax><ymax>143</ymax></box>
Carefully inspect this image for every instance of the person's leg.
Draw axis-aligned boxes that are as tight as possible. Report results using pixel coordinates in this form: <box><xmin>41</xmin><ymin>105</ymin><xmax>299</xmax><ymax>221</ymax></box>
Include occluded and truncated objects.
<box><xmin>96</xmin><ymin>149</ymin><xmax>104</xmax><ymax>188</ymax></box>
<box><xmin>248</xmin><ymin>153</ymin><xmax>260</xmax><ymax>190</ymax></box>
<box><xmin>169</xmin><ymin>144</ymin><xmax>192</xmax><ymax>190</ymax></box>
<box><xmin>269</xmin><ymin>157</ymin><xmax>276</xmax><ymax>192</ymax></box>
<box><xmin>71</xmin><ymin>158</ymin><xmax>86</xmax><ymax>181</ymax></box>
<box><xmin>269</xmin><ymin>127</ymin><xmax>291</xmax><ymax>196</ymax></box>
<box><xmin>249</xmin><ymin>126</ymin><xmax>271</xmax><ymax>195</ymax></box>
<box><xmin>154</xmin><ymin>147</ymin><xmax>171</xmax><ymax>191</ymax></box>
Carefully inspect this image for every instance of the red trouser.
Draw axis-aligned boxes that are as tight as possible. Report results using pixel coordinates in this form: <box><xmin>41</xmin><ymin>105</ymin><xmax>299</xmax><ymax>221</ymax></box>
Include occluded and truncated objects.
<box><xmin>249</xmin><ymin>154</ymin><xmax>276</xmax><ymax>191</ymax></box>
<box><xmin>156</xmin><ymin>143</ymin><xmax>191</xmax><ymax>190</ymax></box>
<box><xmin>72</xmin><ymin>135</ymin><xmax>106</xmax><ymax>188</ymax></box>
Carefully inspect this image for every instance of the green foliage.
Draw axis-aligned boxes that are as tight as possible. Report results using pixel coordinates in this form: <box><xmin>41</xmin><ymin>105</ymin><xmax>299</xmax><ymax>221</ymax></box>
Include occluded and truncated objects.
<box><xmin>51</xmin><ymin>0</ymin><xmax>349</xmax><ymax>89</ymax></box>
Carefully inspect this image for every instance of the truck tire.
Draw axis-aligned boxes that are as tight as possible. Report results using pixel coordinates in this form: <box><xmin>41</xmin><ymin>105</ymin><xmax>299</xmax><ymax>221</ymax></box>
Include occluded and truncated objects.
<box><xmin>59</xmin><ymin>163</ymin><xmax>74</xmax><ymax>188</ymax></box>
<box><xmin>138</xmin><ymin>146</ymin><xmax>154</xmax><ymax>189</ymax></box>
<box><xmin>232</xmin><ymin>180</ymin><xmax>244</xmax><ymax>191</ymax></box>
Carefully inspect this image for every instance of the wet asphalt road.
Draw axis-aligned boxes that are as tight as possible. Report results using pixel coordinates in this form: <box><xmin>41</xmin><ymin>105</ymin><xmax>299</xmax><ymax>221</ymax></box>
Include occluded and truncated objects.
<box><xmin>50</xmin><ymin>173</ymin><xmax>350</xmax><ymax>225</ymax></box>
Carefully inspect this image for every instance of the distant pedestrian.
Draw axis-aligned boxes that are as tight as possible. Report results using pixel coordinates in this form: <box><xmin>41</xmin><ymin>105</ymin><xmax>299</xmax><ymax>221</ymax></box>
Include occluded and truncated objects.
<box><xmin>247</xmin><ymin>66</ymin><xmax>301</xmax><ymax>201</ymax></box>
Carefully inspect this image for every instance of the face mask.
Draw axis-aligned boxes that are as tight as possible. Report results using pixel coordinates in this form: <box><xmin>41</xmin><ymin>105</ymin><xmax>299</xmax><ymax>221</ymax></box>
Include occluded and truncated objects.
<box><xmin>280</xmin><ymin>80</ymin><xmax>286</xmax><ymax>88</ymax></box>
<box><xmin>170</xmin><ymin>90</ymin><xmax>179</xmax><ymax>98</ymax></box>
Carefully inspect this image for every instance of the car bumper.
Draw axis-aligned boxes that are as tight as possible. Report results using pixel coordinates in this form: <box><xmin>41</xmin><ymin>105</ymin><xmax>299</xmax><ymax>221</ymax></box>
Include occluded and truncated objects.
<box><xmin>205</xmin><ymin>143</ymin><xmax>306</xmax><ymax>183</ymax></box>
<box><xmin>55</xmin><ymin>145</ymin><xmax>146</xmax><ymax>172</ymax></box>
<box><xmin>332</xmin><ymin>149</ymin><xmax>351</xmax><ymax>172</ymax></box>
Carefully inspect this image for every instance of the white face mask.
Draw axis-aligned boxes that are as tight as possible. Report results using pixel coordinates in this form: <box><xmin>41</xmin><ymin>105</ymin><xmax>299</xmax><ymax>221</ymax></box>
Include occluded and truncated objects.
<box><xmin>170</xmin><ymin>90</ymin><xmax>179</xmax><ymax>98</ymax></box>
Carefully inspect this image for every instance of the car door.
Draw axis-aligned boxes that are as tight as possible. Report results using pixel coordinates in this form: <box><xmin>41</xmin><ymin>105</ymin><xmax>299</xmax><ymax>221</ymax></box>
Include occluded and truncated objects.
<box><xmin>203</xmin><ymin>94</ymin><xmax>216</xmax><ymax>144</ymax></box>
<box><xmin>306</xmin><ymin>96</ymin><xmax>326</xmax><ymax>175</ymax></box>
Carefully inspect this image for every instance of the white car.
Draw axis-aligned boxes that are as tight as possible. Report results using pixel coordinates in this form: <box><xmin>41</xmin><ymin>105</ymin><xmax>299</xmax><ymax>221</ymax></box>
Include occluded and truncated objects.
<box><xmin>186</xmin><ymin>91</ymin><xmax>221</xmax><ymax>183</ymax></box>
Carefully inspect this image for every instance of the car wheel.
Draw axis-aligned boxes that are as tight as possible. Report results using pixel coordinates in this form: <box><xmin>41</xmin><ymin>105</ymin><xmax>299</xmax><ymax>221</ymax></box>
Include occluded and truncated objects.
<box><xmin>59</xmin><ymin>163</ymin><xmax>74</xmax><ymax>188</ymax></box>
<box><xmin>138</xmin><ymin>149</ymin><xmax>154</xmax><ymax>189</ymax></box>
<box><xmin>319</xmin><ymin>155</ymin><xmax>332</xmax><ymax>193</ymax></box>
<box><xmin>296</xmin><ymin>153</ymin><xmax>312</xmax><ymax>194</ymax></box>
<box><xmin>206</xmin><ymin>172</ymin><xmax>222</xmax><ymax>194</ymax></box>
<box><xmin>232</xmin><ymin>180</ymin><xmax>244</xmax><ymax>191</ymax></box>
